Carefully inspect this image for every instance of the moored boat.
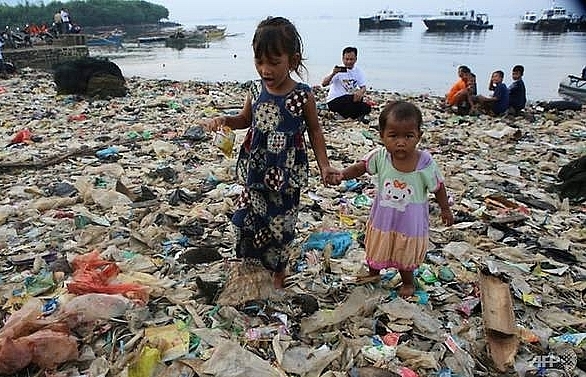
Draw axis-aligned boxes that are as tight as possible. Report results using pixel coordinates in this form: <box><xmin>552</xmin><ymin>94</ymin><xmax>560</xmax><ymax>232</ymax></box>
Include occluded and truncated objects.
<box><xmin>359</xmin><ymin>9</ymin><xmax>412</xmax><ymax>31</ymax></box>
<box><xmin>423</xmin><ymin>10</ymin><xmax>493</xmax><ymax>31</ymax></box>
<box><xmin>535</xmin><ymin>6</ymin><xmax>570</xmax><ymax>32</ymax></box>
<box><xmin>558</xmin><ymin>74</ymin><xmax>586</xmax><ymax>103</ymax></box>
<box><xmin>567</xmin><ymin>14</ymin><xmax>586</xmax><ymax>31</ymax></box>
<box><xmin>196</xmin><ymin>25</ymin><xmax>226</xmax><ymax>41</ymax></box>
<box><xmin>86</xmin><ymin>31</ymin><xmax>124</xmax><ymax>47</ymax></box>
<box><xmin>515</xmin><ymin>11</ymin><xmax>538</xmax><ymax>30</ymax></box>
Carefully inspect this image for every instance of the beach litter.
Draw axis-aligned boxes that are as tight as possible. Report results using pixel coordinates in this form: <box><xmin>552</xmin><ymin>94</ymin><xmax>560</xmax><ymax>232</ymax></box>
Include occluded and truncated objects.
<box><xmin>0</xmin><ymin>68</ymin><xmax>585</xmax><ymax>376</ymax></box>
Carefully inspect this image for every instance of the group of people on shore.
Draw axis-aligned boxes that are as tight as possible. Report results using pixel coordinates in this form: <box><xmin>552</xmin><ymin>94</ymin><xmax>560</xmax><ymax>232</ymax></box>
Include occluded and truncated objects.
<box><xmin>445</xmin><ymin>64</ymin><xmax>527</xmax><ymax>117</ymax></box>
<box><xmin>204</xmin><ymin>16</ymin><xmax>453</xmax><ymax>298</ymax></box>
<box><xmin>52</xmin><ymin>8</ymin><xmax>81</xmax><ymax>35</ymax></box>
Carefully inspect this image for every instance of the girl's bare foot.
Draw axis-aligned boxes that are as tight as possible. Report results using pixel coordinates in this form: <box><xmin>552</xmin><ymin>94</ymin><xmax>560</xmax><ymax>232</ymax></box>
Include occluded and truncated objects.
<box><xmin>273</xmin><ymin>271</ymin><xmax>285</xmax><ymax>289</ymax></box>
<box><xmin>398</xmin><ymin>270</ymin><xmax>415</xmax><ymax>298</ymax></box>
<box><xmin>398</xmin><ymin>284</ymin><xmax>415</xmax><ymax>298</ymax></box>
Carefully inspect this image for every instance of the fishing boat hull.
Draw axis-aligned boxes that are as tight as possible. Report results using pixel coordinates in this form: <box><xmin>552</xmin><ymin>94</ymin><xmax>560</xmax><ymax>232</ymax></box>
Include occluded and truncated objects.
<box><xmin>423</xmin><ymin>19</ymin><xmax>493</xmax><ymax>31</ymax></box>
<box><xmin>86</xmin><ymin>34</ymin><xmax>122</xmax><ymax>47</ymax></box>
<box><xmin>558</xmin><ymin>75</ymin><xmax>586</xmax><ymax>103</ymax></box>
<box><xmin>359</xmin><ymin>17</ymin><xmax>412</xmax><ymax>31</ymax></box>
<box><xmin>535</xmin><ymin>18</ymin><xmax>568</xmax><ymax>32</ymax></box>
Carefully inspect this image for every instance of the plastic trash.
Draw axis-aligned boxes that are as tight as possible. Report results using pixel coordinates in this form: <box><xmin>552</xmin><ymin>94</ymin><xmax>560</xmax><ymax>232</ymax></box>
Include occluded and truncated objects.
<box><xmin>213</xmin><ymin>125</ymin><xmax>235</xmax><ymax>157</ymax></box>
<box><xmin>10</xmin><ymin>128</ymin><xmax>32</xmax><ymax>144</ymax></box>
<box><xmin>95</xmin><ymin>146</ymin><xmax>119</xmax><ymax>160</ymax></box>
<box><xmin>301</xmin><ymin>231</ymin><xmax>353</xmax><ymax>258</ymax></box>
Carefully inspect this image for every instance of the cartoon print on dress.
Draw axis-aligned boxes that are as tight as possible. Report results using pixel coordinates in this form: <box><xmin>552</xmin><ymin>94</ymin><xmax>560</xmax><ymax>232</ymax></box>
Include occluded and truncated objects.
<box><xmin>380</xmin><ymin>179</ymin><xmax>413</xmax><ymax>211</ymax></box>
<box><xmin>285</xmin><ymin>90</ymin><xmax>308</xmax><ymax>117</ymax></box>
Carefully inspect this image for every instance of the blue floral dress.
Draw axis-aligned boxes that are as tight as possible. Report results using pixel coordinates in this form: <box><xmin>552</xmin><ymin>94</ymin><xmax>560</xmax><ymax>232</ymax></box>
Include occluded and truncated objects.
<box><xmin>232</xmin><ymin>80</ymin><xmax>311</xmax><ymax>273</ymax></box>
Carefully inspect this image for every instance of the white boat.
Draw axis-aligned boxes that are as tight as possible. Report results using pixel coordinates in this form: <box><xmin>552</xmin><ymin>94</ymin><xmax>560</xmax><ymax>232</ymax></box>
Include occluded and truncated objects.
<box><xmin>423</xmin><ymin>9</ymin><xmax>493</xmax><ymax>31</ymax></box>
<box><xmin>359</xmin><ymin>9</ymin><xmax>413</xmax><ymax>31</ymax></box>
<box><xmin>535</xmin><ymin>5</ymin><xmax>570</xmax><ymax>31</ymax></box>
<box><xmin>515</xmin><ymin>11</ymin><xmax>539</xmax><ymax>30</ymax></box>
<box><xmin>558</xmin><ymin>74</ymin><xmax>586</xmax><ymax>103</ymax></box>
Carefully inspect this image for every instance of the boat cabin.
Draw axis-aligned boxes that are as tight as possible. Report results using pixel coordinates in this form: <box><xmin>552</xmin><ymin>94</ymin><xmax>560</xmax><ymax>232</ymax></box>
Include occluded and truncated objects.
<box><xmin>521</xmin><ymin>12</ymin><xmax>538</xmax><ymax>22</ymax></box>
<box><xmin>541</xmin><ymin>6</ymin><xmax>567</xmax><ymax>19</ymax></box>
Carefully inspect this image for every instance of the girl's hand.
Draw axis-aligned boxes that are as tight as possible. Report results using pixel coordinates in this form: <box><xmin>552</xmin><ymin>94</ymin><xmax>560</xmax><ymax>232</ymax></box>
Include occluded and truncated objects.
<box><xmin>440</xmin><ymin>208</ymin><xmax>454</xmax><ymax>226</ymax></box>
<box><xmin>203</xmin><ymin>116</ymin><xmax>226</xmax><ymax>133</ymax></box>
<box><xmin>321</xmin><ymin>166</ymin><xmax>343</xmax><ymax>186</ymax></box>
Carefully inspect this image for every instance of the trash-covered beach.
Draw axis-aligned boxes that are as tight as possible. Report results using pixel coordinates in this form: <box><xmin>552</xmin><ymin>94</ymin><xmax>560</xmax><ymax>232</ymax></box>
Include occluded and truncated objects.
<box><xmin>0</xmin><ymin>68</ymin><xmax>585</xmax><ymax>377</ymax></box>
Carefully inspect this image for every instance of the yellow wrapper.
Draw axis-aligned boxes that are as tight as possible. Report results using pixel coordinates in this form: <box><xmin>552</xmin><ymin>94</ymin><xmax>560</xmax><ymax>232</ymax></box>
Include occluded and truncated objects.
<box><xmin>213</xmin><ymin>126</ymin><xmax>235</xmax><ymax>157</ymax></box>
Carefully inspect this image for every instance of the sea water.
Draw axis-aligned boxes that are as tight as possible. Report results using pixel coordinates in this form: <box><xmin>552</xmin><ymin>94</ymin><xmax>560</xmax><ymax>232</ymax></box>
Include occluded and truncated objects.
<box><xmin>104</xmin><ymin>16</ymin><xmax>586</xmax><ymax>101</ymax></box>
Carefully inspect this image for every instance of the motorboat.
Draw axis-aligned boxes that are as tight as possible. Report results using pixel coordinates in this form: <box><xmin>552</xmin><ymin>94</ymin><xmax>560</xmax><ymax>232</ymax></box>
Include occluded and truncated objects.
<box><xmin>558</xmin><ymin>74</ymin><xmax>586</xmax><ymax>103</ymax></box>
<box><xmin>86</xmin><ymin>30</ymin><xmax>124</xmax><ymax>47</ymax></box>
<box><xmin>515</xmin><ymin>11</ymin><xmax>539</xmax><ymax>30</ymax></box>
<box><xmin>359</xmin><ymin>9</ymin><xmax>413</xmax><ymax>31</ymax></box>
<box><xmin>535</xmin><ymin>6</ymin><xmax>570</xmax><ymax>32</ymax></box>
<box><xmin>423</xmin><ymin>9</ymin><xmax>493</xmax><ymax>31</ymax></box>
<box><xmin>567</xmin><ymin>14</ymin><xmax>586</xmax><ymax>31</ymax></box>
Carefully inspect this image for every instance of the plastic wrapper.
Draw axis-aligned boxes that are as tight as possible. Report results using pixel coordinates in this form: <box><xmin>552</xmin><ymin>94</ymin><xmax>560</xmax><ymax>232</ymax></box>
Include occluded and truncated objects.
<box><xmin>213</xmin><ymin>126</ymin><xmax>235</xmax><ymax>157</ymax></box>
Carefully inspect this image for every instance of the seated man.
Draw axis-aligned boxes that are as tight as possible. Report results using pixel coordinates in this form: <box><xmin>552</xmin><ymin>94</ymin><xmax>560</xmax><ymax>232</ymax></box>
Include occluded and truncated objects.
<box><xmin>445</xmin><ymin>65</ymin><xmax>473</xmax><ymax>114</ymax></box>
<box><xmin>508</xmin><ymin>65</ymin><xmax>526</xmax><ymax>115</ymax></box>
<box><xmin>322</xmin><ymin>46</ymin><xmax>371</xmax><ymax>122</ymax></box>
<box><xmin>474</xmin><ymin>70</ymin><xmax>509</xmax><ymax>116</ymax></box>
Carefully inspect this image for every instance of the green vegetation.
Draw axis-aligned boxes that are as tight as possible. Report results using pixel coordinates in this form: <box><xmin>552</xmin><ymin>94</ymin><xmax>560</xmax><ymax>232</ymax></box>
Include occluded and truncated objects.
<box><xmin>0</xmin><ymin>0</ymin><xmax>169</xmax><ymax>28</ymax></box>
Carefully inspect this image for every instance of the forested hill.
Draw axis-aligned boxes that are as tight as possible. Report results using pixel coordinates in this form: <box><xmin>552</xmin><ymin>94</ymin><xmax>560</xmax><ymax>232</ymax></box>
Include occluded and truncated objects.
<box><xmin>0</xmin><ymin>0</ymin><xmax>169</xmax><ymax>28</ymax></box>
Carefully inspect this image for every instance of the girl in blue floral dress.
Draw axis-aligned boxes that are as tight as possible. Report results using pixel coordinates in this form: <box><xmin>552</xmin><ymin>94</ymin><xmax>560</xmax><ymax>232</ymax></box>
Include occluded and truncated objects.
<box><xmin>205</xmin><ymin>17</ymin><xmax>338</xmax><ymax>289</ymax></box>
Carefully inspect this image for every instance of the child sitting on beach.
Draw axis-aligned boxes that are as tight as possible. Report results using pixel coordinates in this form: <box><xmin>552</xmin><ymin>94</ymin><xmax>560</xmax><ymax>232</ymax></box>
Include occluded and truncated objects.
<box><xmin>508</xmin><ymin>65</ymin><xmax>527</xmax><ymax>115</ymax></box>
<box><xmin>445</xmin><ymin>65</ymin><xmax>474</xmax><ymax>115</ymax></box>
<box><xmin>333</xmin><ymin>101</ymin><xmax>454</xmax><ymax>297</ymax></box>
<box><xmin>204</xmin><ymin>16</ymin><xmax>338</xmax><ymax>292</ymax></box>
<box><xmin>474</xmin><ymin>70</ymin><xmax>509</xmax><ymax>116</ymax></box>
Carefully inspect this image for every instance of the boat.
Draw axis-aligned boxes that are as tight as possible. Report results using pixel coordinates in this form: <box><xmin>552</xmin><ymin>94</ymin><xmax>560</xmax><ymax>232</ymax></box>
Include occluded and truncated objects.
<box><xmin>567</xmin><ymin>14</ymin><xmax>586</xmax><ymax>31</ymax></box>
<box><xmin>558</xmin><ymin>74</ymin><xmax>586</xmax><ymax>103</ymax></box>
<box><xmin>137</xmin><ymin>35</ymin><xmax>167</xmax><ymax>44</ymax></box>
<box><xmin>358</xmin><ymin>9</ymin><xmax>412</xmax><ymax>31</ymax></box>
<box><xmin>534</xmin><ymin>6</ymin><xmax>570</xmax><ymax>32</ymax></box>
<box><xmin>165</xmin><ymin>29</ymin><xmax>208</xmax><ymax>49</ymax></box>
<box><xmin>86</xmin><ymin>31</ymin><xmax>124</xmax><ymax>47</ymax></box>
<box><xmin>196</xmin><ymin>25</ymin><xmax>226</xmax><ymax>41</ymax></box>
<box><xmin>515</xmin><ymin>11</ymin><xmax>539</xmax><ymax>30</ymax></box>
<box><xmin>423</xmin><ymin>9</ymin><xmax>493</xmax><ymax>31</ymax></box>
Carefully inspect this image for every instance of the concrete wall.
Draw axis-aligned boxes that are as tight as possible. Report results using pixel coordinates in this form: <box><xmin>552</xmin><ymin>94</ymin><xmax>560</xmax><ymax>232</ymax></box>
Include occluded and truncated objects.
<box><xmin>3</xmin><ymin>35</ymin><xmax>89</xmax><ymax>70</ymax></box>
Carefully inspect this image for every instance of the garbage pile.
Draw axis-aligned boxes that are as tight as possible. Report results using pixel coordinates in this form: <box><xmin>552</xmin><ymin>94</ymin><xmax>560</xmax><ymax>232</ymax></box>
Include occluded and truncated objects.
<box><xmin>0</xmin><ymin>68</ymin><xmax>585</xmax><ymax>377</ymax></box>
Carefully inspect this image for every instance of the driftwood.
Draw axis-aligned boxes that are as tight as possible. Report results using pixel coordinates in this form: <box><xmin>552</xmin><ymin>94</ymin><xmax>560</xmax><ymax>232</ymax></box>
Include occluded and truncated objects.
<box><xmin>0</xmin><ymin>137</ymin><xmax>140</xmax><ymax>172</ymax></box>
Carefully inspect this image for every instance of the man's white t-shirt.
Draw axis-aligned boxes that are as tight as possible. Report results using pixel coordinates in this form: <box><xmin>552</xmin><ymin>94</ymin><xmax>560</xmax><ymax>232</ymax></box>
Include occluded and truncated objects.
<box><xmin>61</xmin><ymin>10</ymin><xmax>70</xmax><ymax>23</ymax></box>
<box><xmin>326</xmin><ymin>66</ymin><xmax>367</xmax><ymax>103</ymax></box>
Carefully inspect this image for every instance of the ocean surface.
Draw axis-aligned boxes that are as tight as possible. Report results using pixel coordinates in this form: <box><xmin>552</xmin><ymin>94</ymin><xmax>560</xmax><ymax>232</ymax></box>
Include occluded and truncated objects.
<box><xmin>100</xmin><ymin>16</ymin><xmax>586</xmax><ymax>102</ymax></box>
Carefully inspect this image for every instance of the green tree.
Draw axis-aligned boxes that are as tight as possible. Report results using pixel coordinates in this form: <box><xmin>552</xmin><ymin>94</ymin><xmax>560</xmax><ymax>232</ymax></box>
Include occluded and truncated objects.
<box><xmin>0</xmin><ymin>0</ymin><xmax>169</xmax><ymax>28</ymax></box>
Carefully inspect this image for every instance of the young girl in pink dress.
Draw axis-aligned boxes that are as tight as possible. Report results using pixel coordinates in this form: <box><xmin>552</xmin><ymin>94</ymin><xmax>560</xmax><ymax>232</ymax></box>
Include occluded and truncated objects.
<box><xmin>339</xmin><ymin>101</ymin><xmax>454</xmax><ymax>297</ymax></box>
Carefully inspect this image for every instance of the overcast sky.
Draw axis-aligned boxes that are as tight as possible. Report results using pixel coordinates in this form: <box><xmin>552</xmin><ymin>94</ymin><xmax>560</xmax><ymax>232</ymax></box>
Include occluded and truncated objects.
<box><xmin>147</xmin><ymin>0</ymin><xmax>585</xmax><ymax>23</ymax></box>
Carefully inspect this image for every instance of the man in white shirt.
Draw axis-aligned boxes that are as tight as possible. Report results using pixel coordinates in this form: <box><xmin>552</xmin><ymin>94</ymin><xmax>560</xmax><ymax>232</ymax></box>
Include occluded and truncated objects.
<box><xmin>60</xmin><ymin>8</ymin><xmax>70</xmax><ymax>34</ymax></box>
<box><xmin>321</xmin><ymin>46</ymin><xmax>371</xmax><ymax>122</ymax></box>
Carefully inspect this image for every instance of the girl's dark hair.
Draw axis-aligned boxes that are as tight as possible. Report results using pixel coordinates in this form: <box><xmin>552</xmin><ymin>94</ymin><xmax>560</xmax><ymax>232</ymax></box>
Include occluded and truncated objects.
<box><xmin>378</xmin><ymin>101</ymin><xmax>423</xmax><ymax>132</ymax></box>
<box><xmin>252</xmin><ymin>16</ymin><xmax>306</xmax><ymax>78</ymax></box>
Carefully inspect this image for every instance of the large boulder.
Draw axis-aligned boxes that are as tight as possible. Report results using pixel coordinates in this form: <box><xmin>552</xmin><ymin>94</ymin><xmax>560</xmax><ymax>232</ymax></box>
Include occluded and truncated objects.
<box><xmin>53</xmin><ymin>57</ymin><xmax>127</xmax><ymax>98</ymax></box>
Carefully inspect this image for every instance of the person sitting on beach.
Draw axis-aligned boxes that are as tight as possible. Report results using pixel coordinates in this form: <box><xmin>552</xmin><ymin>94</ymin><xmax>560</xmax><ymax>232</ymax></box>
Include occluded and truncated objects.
<box><xmin>473</xmin><ymin>70</ymin><xmax>509</xmax><ymax>116</ymax></box>
<box><xmin>445</xmin><ymin>65</ymin><xmax>473</xmax><ymax>115</ymax></box>
<box><xmin>321</xmin><ymin>46</ymin><xmax>371</xmax><ymax>123</ymax></box>
<box><xmin>508</xmin><ymin>65</ymin><xmax>526</xmax><ymax>115</ymax></box>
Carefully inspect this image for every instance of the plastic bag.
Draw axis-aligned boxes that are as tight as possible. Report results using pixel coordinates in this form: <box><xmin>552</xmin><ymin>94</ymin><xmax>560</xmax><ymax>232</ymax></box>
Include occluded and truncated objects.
<box><xmin>213</xmin><ymin>126</ymin><xmax>235</xmax><ymax>157</ymax></box>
